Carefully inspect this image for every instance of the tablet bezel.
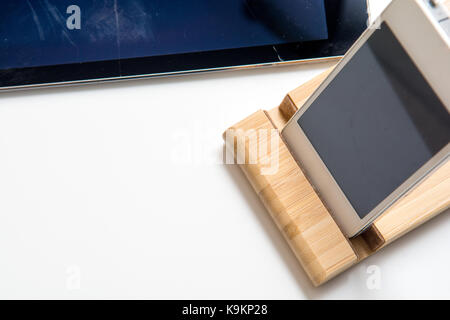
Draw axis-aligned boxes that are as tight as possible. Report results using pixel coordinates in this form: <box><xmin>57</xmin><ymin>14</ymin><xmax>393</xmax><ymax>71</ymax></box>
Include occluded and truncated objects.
<box><xmin>0</xmin><ymin>0</ymin><xmax>368</xmax><ymax>91</ymax></box>
<box><xmin>282</xmin><ymin>0</ymin><xmax>450</xmax><ymax>237</ymax></box>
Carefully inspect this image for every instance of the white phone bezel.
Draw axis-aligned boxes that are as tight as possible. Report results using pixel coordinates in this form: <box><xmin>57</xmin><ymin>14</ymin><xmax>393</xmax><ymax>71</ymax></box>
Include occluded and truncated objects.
<box><xmin>282</xmin><ymin>0</ymin><xmax>450</xmax><ymax>237</ymax></box>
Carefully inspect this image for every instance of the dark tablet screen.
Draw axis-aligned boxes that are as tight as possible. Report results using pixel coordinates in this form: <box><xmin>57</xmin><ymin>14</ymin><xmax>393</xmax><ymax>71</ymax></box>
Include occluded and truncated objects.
<box><xmin>0</xmin><ymin>0</ymin><xmax>329</xmax><ymax>70</ymax></box>
<box><xmin>0</xmin><ymin>0</ymin><xmax>368</xmax><ymax>89</ymax></box>
<box><xmin>298</xmin><ymin>23</ymin><xmax>450</xmax><ymax>219</ymax></box>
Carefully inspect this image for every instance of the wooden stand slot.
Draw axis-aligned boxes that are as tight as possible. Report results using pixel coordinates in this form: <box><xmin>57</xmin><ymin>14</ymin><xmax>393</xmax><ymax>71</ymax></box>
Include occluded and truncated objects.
<box><xmin>223</xmin><ymin>69</ymin><xmax>449</xmax><ymax>286</ymax></box>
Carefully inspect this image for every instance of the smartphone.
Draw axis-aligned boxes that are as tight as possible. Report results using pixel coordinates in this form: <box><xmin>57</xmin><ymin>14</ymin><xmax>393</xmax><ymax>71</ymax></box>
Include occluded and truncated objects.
<box><xmin>0</xmin><ymin>0</ymin><xmax>368</xmax><ymax>91</ymax></box>
<box><xmin>282</xmin><ymin>0</ymin><xmax>450</xmax><ymax>237</ymax></box>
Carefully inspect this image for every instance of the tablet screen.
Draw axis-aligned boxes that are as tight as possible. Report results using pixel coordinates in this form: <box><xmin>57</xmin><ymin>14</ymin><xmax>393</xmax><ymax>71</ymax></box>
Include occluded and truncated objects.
<box><xmin>297</xmin><ymin>22</ymin><xmax>450</xmax><ymax>219</ymax></box>
<box><xmin>0</xmin><ymin>0</ymin><xmax>328</xmax><ymax>70</ymax></box>
<box><xmin>0</xmin><ymin>0</ymin><xmax>368</xmax><ymax>89</ymax></box>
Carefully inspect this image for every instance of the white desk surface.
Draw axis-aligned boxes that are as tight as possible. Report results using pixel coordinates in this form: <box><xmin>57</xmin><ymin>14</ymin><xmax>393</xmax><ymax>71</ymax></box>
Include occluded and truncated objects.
<box><xmin>0</xmin><ymin>0</ymin><xmax>449</xmax><ymax>299</ymax></box>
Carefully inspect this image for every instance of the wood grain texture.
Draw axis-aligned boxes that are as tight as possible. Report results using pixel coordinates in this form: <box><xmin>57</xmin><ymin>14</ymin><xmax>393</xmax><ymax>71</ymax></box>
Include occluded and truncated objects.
<box><xmin>373</xmin><ymin>161</ymin><xmax>450</xmax><ymax>248</ymax></box>
<box><xmin>223</xmin><ymin>68</ymin><xmax>449</xmax><ymax>286</ymax></box>
<box><xmin>224</xmin><ymin>110</ymin><xmax>357</xmax><ymax>286</ymax></box>
<box><xmin>279</xmin><ymin>67</ymin><xmax>335</xmax><ymax>120</ymax></box>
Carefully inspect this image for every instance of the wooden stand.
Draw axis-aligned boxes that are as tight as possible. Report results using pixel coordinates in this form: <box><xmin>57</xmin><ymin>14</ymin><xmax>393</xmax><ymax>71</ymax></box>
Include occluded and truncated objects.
<box><xmin>223</xmin><ymin>69</ymin><xmax>450</xmax><ymax>286</ymax></box>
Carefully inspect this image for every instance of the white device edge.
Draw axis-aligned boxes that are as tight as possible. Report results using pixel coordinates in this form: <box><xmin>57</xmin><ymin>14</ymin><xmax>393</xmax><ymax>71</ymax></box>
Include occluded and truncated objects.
<box><xmin>282</xmin><ymin>0</ymin><xmax>450</xmax><ymax>237</ymax></box>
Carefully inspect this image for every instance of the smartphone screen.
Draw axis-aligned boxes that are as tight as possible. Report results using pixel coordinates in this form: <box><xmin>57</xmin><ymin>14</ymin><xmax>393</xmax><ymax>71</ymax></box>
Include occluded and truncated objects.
<box><xmin>297</xmin><ymin>22</ymin><xmax>450</xmax><ymax>218</ymax></box>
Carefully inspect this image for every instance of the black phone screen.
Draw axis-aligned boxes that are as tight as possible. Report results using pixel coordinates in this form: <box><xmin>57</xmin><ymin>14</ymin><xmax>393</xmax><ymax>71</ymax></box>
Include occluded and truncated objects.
<box><xmin>298</xmin><ymin>23</ymin><xmax>450</xmax><ymax>219</ymax></box>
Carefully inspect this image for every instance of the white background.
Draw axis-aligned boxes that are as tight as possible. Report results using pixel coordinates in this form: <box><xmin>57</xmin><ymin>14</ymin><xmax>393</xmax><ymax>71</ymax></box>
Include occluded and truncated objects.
<box><xmin>0</xmin><ymin>0</ymin><xmax>449</xmax><ymax>299</ymax></box>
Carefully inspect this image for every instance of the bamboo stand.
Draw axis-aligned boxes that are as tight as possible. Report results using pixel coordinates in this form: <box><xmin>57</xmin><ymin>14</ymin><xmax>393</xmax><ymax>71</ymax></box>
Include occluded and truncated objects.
<box><xmin>223</xmin><ymin>69</ymin><xmax>449</xmax><ymax>286</ymax></box>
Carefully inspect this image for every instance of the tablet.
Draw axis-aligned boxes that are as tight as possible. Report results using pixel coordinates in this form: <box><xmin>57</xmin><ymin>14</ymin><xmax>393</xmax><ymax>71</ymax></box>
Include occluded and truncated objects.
<box><xmin>0</xmin><ymin>0</ymin><xmax>368</xmax><ymax>91</ymax></box>
<box><xmin>282</xmin><ymin>0</ymin><xmax>450</xmax><ymax>237</ymax></box>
